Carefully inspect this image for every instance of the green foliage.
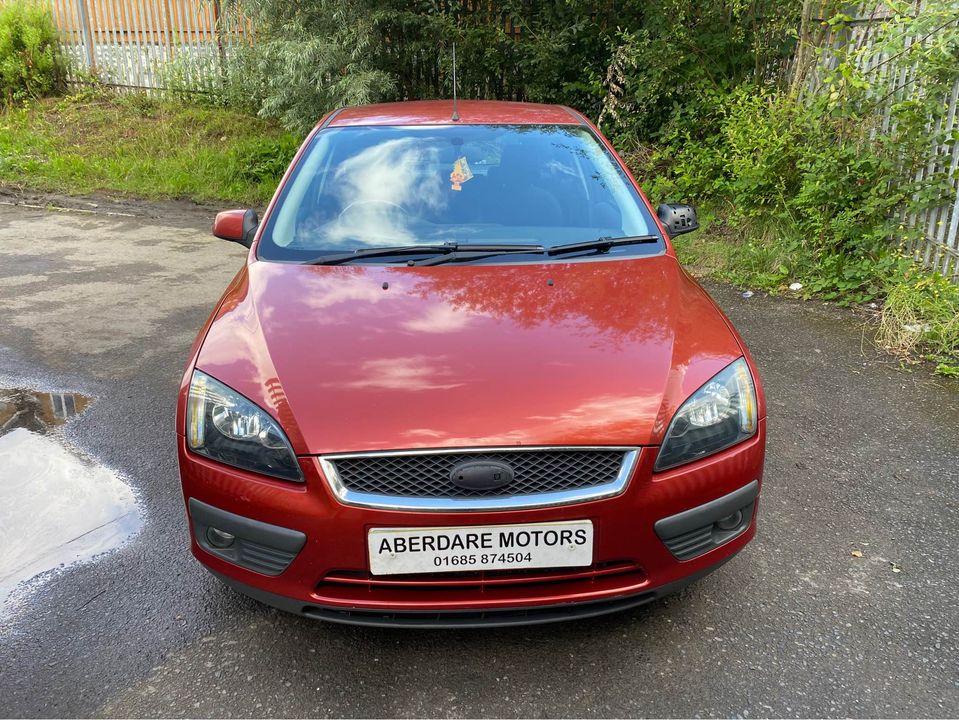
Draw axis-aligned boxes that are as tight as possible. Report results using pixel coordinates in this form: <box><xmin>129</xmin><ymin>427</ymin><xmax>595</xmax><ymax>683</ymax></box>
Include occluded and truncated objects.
<box><xmin>226</xmin><ymin>134</ymin><xmax>299</xmax><ymax>185</ymax></box>
<box><xmin>878</xmin><ymin>263</ymin><xmax>959</xmax><ymax>375</ymax></box>
<box><xmin>0</xmin><ymin>0</ymin><xmax>66</xmax><ymax>105</ymax></box>
<box><xmin>654</xmin><ymin>4</ymin><xmax>959</xmax><ymax>375</ymax></box>
<box><xmin>228</xmin><ymin>0</ymin><xmax>397</xmax><ymax>134</ymax></box>
<box><xmin>157</xmin><ymin>45</ymin><xmax>265</xmax><ymax>115</ymax></box>
<box><xmin>645</xmin><ymin>87</ymin><xmax>913</xmax><ymax>261</ymax></box>
<box><xmin>228</xmin><ymin>0</ymin><xmax>796</xmax><ymax>135</ymax></box>
<box><xmin>0</xmin><ymin>93</ymin><xmax>297</xmax><ymax>204</ymax></box>
<box><xmin>600</xmin><ymin>0</ymin><xmax>800</xmax><ymax>144</ymax></box>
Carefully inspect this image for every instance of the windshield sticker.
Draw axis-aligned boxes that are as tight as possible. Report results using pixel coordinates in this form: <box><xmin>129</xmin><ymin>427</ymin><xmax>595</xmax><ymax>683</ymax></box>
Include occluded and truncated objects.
<box><xmin>450</xmin><ymin>156</ymin><xmax>474</xmax><ymax>191</ymax></box>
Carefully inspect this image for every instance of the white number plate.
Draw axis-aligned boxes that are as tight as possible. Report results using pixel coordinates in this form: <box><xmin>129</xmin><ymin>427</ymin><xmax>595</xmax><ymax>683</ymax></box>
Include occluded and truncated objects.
<box><xmin>367</xmin><ymin>520</ymin><xmax>593</xmax><ymax>576</ymax></box>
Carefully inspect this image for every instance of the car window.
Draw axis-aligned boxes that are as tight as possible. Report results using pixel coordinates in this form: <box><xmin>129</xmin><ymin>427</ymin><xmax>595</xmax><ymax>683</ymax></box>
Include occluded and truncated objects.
<box><xmin>259</xmin><ymin>124</ymin><xmax>663</xmax><ymax>262</ymax></box>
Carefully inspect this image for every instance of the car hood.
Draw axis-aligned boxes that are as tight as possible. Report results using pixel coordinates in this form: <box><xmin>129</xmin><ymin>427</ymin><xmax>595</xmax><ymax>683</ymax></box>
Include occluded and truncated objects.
<box><xmin>195</xmin><ymin>256</ymin><xmax>745</xmax><ymax>455</ymax></box>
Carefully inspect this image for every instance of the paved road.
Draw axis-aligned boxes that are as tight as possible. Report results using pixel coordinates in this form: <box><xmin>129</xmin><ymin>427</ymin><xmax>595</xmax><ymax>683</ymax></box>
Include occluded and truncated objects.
<box><xmin>1</xmin><ymin>194</ymin><xmax>957</xmax><ymax>718</ymax></box>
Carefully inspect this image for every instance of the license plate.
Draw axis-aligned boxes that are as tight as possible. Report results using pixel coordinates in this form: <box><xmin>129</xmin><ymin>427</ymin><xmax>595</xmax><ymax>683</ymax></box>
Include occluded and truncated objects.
<box><xmin>367</xmin><ymin>520</ymin><xmax>593</xmax><ymax>576</ymax></box>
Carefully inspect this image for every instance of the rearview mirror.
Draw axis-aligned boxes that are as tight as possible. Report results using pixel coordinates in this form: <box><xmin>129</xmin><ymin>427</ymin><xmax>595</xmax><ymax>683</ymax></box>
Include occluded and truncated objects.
<box><xmin>656</xmin><ymin>203</ymin><xmax>699</xmax><ymax>237</ymax></box>
<box><xmin>213</xmin><ymin>209</ymin><xmax>259</xmax><ymax>248</ymax></box>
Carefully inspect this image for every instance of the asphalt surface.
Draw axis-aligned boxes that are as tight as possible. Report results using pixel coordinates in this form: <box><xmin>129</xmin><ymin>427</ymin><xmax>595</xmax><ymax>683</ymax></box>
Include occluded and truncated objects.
<box><xmin>0</xmin><ymin>192</ymin><xmax>957</xmax><ymax>718</ymax></box>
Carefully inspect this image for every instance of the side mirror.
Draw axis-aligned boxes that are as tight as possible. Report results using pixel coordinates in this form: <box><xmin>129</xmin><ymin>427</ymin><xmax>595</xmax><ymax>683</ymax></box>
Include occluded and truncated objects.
<box><xmin>656</xmin><ymin>203</ymin><xmax>699</xmax><ymax>237</ymax></box>
<box><xmin>212</xmin><ymin>209</ymin><xmax>259</xmax><ymax>248</ymax></box>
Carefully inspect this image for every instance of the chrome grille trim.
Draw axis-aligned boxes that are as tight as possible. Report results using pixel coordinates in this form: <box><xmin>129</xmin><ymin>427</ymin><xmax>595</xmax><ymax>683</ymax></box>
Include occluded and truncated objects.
<box><xmin>318</xmin><ymin>446</ymin><xmax>641</xmax><ymax>512</ymax></box>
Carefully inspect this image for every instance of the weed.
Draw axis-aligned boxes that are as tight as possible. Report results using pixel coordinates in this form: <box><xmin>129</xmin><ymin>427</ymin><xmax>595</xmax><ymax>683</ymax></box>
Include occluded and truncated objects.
<box><xmin>0</xmin><ymin>0</ymin><xmax>66</xmax><ymax>105</ymax></box>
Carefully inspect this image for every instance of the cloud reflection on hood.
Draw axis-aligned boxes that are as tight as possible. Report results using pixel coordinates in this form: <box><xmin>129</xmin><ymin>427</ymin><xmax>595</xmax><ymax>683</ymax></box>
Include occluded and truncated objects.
<box><xmin>334</xmin><ymin>355</ymin><xmax>463</xmax><ymax>392</ymax></box>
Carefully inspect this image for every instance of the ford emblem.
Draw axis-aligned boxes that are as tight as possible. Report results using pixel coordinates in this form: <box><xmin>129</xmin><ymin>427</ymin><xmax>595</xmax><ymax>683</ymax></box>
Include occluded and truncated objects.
<box><xmin>450</xmin><ymin>460</ymin><xmax>514</xmax><ymax>491</ymax></box>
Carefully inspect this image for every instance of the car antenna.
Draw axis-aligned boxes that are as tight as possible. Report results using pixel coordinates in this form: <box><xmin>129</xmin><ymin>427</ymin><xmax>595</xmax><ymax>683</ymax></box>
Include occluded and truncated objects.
<box><xmin>451</xmin><ymin>42</ymin><xmax>460</xmax><ymax>122</ymax></box>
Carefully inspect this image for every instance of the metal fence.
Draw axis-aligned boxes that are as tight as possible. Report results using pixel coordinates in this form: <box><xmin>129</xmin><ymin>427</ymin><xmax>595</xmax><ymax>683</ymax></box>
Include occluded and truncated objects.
<box><xmin>795</xmin><ymin>3</ymin><xmax>959</xmax><ymax>282</ymax></box>
<box><xmin>36</xmin><ymin>0</ymin><xmax>253</xmax><ymax>91</ymax></box>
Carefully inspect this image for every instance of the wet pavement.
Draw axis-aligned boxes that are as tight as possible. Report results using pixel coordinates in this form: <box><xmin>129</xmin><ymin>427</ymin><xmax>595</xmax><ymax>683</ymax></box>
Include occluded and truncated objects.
<box><xmin>0</xmin><ymin>193</ymin><xmax>957</xmax><ymax>718</ymax></box>
<box><xmin>0</xmin><ymin>387</ymin><xmax>140</xmax><ymax>609</ymax></box>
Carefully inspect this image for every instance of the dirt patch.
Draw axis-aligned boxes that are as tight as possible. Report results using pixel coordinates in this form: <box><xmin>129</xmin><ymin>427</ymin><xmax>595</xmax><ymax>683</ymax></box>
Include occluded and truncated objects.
<box><xmin>0</xmin><ymin>185</ymin><xmax>232</xmax><ymax>232</ymax></box>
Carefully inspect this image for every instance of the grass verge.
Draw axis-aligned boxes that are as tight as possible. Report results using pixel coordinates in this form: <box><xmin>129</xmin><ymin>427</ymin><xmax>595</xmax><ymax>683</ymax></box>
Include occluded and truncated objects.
<box><xmin>674</xmin><ymin>210</ymin><xmax>959</xmax><ymax>377</ymax></box>
<box><xmin>0</xmin><ymin>90</ymin><xmax>299</xmax><ymax>205</ymax></box>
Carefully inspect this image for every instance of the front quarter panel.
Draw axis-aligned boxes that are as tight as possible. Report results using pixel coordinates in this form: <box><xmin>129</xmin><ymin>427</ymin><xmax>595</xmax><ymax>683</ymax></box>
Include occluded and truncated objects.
<box><xmin>176</xmin><ymin>265</ymin><xmax>248</xmax><ymax>437</ymax></box>
<box><xmin>678</xmin><ymin>265</ymin><xmax>767</xmax><ymax>421</ymax></box>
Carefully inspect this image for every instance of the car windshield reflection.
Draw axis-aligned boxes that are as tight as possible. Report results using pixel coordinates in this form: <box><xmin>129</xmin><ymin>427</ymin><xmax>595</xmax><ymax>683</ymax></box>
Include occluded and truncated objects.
<box><xmin>259</xmin><ymin>124</ymin><xmax>663</xmax><ymax>262</ymax></box>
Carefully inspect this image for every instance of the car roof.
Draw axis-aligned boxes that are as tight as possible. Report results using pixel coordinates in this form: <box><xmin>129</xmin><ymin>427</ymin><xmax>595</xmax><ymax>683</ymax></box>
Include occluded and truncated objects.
<box><xmin>325</xmin><ymin>100</ymin><xmax>584</xmax><ymax>128</ymax></box>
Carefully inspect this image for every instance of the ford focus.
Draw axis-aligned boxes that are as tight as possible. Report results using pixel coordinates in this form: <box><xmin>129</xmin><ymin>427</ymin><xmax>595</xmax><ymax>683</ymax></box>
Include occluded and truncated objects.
<box><xmin>176</xmin><ymin>100</ymin><xmax>766</xmax><ymax>627</ymax></box>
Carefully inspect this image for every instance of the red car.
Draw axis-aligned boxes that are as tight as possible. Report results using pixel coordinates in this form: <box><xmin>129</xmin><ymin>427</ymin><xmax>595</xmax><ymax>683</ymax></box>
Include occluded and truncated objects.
<box><xmin>177</xmin><ymin>100</ymin><xmax>766</xmax><ymax>627</ymax></box>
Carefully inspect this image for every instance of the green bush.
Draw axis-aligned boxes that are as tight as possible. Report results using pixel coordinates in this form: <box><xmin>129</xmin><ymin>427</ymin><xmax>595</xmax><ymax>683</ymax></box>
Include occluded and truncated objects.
<box><xmin>227</xmin><ymin>134</ymin><xmax>300</xmax><ymax>186</ymax></box>
<box><xmin>0</xmin><ymin>0</ymin><xmax>66</xmax><ymax>105</ymax></box>
<box><xmin>232</xmin><ymin>0</ymin><xmax>797</xmax><ymax>135</ymax></box>
<box><xmin>642</xmin><ymin>4</ymin><xmax>959</xmax><ymax>375</ymax></box>
<box><xmin>157</xmin><ymin>44</ymin><xmax>265</xmax><ymax>115</ymax></box>
<box><xmin>647</xmin><ymin>85</ymin><xmax>907</xmax><ymax>256</ymax></box>
<box><xmin>722</xmin><ymin>91</ymin><xmax>802</xmax><ymax>214</ymax></box>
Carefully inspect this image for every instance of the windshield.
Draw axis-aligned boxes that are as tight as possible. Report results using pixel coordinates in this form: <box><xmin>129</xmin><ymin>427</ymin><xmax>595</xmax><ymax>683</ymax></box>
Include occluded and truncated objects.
<box><xmin>258</xmin><ymin>124</ymin><xmax>663</xmax><ymax>262</ymax></box>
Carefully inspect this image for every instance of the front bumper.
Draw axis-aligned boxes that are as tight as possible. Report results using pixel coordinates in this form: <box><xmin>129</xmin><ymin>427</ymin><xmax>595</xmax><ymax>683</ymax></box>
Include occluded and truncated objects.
<box><xmin>178</xmin><ymin>420</ymin><xmax>765</xmax><ymax>625</ymax></box>
<box><xmin>208</xmin><ymin>555</ymin><xmax>734</xmax><ymax>628</ymax></box>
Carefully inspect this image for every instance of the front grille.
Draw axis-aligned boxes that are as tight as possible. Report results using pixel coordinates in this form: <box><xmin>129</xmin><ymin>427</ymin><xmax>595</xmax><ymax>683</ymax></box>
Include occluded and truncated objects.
<box><xmin>328</xmin><ymin>449</ymin><xmax>627</xmax><ymax>498</ymax></box>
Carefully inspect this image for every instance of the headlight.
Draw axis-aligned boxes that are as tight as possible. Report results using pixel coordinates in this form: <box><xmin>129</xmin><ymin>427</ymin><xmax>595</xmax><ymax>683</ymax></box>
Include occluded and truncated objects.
<box><xmin>654</xmin><ymin>358</ymin><xmax>758</xmax><ymax>471</ymax></box>
<box><xmin>186</xmin><ymin>370</ymin><xmax>302</xmax><ymax>482</ymax></box>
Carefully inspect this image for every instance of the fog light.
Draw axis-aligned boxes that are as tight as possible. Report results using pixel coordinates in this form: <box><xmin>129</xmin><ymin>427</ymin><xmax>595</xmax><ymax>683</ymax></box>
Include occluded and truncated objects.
<box><xmin>206</xmin><ymin>527</ymin><xmax>235</xmax><ymax>548</ymax></box>
<box><xmin>715</xmin><ymin>510</ymin><xmax>743</xmax><ymax>531</ymax></box>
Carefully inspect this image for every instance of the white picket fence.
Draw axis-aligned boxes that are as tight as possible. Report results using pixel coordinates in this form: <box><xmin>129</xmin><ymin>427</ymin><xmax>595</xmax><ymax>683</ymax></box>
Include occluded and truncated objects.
<box><xmin>796</xmin><ymin>3</ymin><xmax>959</xmax><ymax>282</ymax></box>
<box><xmin>36</xmin><ymin>0</ymin><xmax>253</xmax><ymax>92</ymax></box>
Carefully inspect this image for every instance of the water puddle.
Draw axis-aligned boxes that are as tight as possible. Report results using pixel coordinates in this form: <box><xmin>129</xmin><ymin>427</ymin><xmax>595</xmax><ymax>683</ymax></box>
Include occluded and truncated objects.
<box><xmin>0</xmin><ymin>387</ymin><xmax>91</xmax><ymax>433</ymax></box>
<box><xmin>0</xmin><ymin>387</ymin><xmax>141</xmax><ymax>614</ymax></box>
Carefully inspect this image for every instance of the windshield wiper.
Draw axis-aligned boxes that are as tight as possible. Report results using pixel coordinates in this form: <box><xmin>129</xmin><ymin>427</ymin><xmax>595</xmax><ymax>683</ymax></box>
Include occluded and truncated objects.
<box><xmin>304</xmin><ymin>244</ymin><xmax>456</xmax><ymax>265</ymax></box>
<box><xmin>411</xmin><ymin>244</ymin><xmax>546</xmax><ymax>266</ymax></box>
<box><xmin>547</xmin><ymin>235</ymin><xmax>660</xmax><ymax>257</ymax></box>
<box><xmin>304</xmin><ymin>236</ymin><xmax>655</xmax><ymax>265</ymax></box>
